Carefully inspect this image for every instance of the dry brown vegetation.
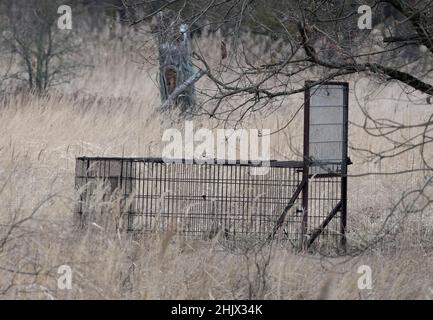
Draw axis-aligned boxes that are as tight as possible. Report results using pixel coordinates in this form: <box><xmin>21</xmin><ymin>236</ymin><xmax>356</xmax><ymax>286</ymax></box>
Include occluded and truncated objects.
<box><xmin>0</xmin><ymin>23</ymin><xmax>432</xmax><ymax>299</ymax></box>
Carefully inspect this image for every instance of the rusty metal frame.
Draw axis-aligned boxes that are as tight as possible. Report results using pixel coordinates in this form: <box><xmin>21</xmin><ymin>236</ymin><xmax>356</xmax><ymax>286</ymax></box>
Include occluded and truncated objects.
<box><xmin>303</xmin><ymin>81</ymin><xmax>349</xmax><ymax>250</ymax></box>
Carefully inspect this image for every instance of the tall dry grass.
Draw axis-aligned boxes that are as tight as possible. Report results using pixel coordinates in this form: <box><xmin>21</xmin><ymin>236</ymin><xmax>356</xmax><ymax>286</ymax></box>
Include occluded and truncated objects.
<box><xmin>0</xmin><ymin>22</ymin><xmax>432</xmax><ymax>299</ymax></box>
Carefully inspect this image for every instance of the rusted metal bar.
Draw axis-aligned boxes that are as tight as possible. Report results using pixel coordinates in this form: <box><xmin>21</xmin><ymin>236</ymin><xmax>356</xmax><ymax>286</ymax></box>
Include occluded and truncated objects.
<box><xmin>302</xmin><ymin>84</ymin><xmax>311</xmax><ymax>249</ymax></box>
<box><xmin>268</xmin><ymin>178</ymin><xmax>306</xmax><ymax>241</ymax></box>
<box><xmin>307</xmin><ymin>200</ymin><xmax>342</xmax><ymax>248</ymax></box>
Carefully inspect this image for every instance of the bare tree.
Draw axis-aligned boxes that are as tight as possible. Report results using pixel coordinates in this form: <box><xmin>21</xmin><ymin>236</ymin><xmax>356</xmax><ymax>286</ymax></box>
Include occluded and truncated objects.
<box><xmin>0</xmin><ymin>0</ymin><xmax>83</xmax><ymax>92</ymax></box>
<box><xmin>130</xmin><ymin>1</ymin><xmax>431</xmax><ymax>125</ymax></box>
<box><xmin>129</xmin><ymin>0</ymin><xmax>433</xmax><ymax>251</ymax></box>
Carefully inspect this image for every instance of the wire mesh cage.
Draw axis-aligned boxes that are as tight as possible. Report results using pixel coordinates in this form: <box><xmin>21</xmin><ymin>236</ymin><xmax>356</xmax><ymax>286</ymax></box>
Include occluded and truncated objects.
<box><xmin>75</xmin><ymin>157</ymin><xmax>344</xmax><ymax>248</ymax></box>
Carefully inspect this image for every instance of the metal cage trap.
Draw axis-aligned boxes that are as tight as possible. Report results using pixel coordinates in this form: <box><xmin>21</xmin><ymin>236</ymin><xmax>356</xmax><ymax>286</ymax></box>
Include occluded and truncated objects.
<box><xmin>75</xmin><ymin>82</ymin><xmax>349</xmax><ymax>250</ymax></box>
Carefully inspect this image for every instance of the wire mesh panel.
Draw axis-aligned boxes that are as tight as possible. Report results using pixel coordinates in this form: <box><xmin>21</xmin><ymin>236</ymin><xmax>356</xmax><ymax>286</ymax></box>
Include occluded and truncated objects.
<box><xmin>74</xmin><ymin>158</ymin><xmax>135</xmax><ymax>230</ymax></box>
<box><xmin>306</xmin><ymin>82</ymin><xmax>348</xmax><ymax>175</ymax></box>
<box><xmin>75</xmin><ymin>157</ymin><xmax>344</xmax><ymax>247</ymax></box>
<box><xmin>307</xmin><ymin>174</ymin><xmax>342</xmax><ymax>248</ymax></box>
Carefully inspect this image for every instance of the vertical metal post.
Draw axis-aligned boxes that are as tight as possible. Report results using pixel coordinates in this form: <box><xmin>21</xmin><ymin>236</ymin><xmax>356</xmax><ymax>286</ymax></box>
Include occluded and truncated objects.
<box><xmin>340</xmin><ymin>83</ymin><xmax>349</xmax><ymax>251</ymax></box>
<box><xmin>301</xmin><ymin>85</ymin><xmax>311</xmax><ymax>250</ymax></box>
<box><xmin>74</xmin><ymin>158</ymin><xmax>85</xmax><ymax>228</ymax></box>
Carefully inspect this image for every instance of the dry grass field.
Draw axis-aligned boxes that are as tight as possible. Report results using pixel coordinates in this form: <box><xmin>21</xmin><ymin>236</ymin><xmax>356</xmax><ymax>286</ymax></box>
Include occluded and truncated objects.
<box><xmin>0</xmin><ymin>22</ymin><xmax>432</xmax><ymax>299</ymax></box>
